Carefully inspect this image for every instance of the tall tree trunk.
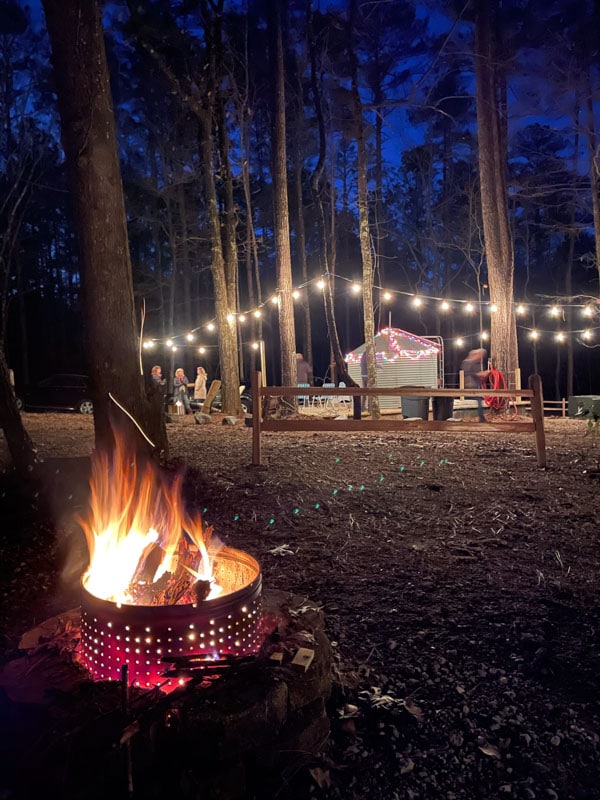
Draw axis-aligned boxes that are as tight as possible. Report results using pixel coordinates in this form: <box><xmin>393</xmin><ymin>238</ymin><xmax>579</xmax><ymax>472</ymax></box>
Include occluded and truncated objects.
<box><xmin>42</xmin><ymin>0</ymin><xmax>167</xmax><ymax>456</ymax></box>
<box><xmin>585</xmin><ymin>68</ymin><xmax>600</xmax><ymax>290</ymax></box>
<box><xmin>268</xmin><ymin>1</ymin><xmax>296</xmax><ymax>390</ymax></box>
<box><xmin>474</xmin><ymin>0</ymin><xmax>518</xmax><ymax>383</ymax></box>
<box><xmin>306</xmin><ymin>1</ymin><xmax>356</xmax><ymax>393</ymax></box>
<box><xmin>349</xmin><ymin>0</ymin><xmax>379</xmax><ymax>418</ymax></box>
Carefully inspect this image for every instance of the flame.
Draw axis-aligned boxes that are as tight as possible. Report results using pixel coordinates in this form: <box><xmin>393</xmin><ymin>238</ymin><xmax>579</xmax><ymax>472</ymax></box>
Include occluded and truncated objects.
<box><xmin>79</xmin><ymin>432</ymin><xmax>219</xmax><ymax>605</ymax></box>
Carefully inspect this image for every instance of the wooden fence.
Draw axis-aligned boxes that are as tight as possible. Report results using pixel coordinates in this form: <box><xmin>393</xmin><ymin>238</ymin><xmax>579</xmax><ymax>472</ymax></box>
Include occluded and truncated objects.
<box><xmin>250</xmin><ymin>372</ymin><xmax>546</xmax><ymax>468</ymax></box>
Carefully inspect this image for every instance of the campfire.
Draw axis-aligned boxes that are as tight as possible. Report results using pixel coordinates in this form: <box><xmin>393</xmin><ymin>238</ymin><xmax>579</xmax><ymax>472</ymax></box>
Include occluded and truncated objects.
<box><xmin>78</xmin><ymin>432</ymin><xmax>262</xmax><ymax>691</ymax></box>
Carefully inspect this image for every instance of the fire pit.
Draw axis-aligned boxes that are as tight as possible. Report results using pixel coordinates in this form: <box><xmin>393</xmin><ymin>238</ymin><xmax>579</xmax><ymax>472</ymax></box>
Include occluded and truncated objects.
<box><xmin>77</xmin><ymin>430</ymin><xmax>263</xmax><ymax>690</ymax></box>
<box><xmin>80</xmin><ymin>546</ymin><xmax>262</xmax><ymax>689</ymax></box>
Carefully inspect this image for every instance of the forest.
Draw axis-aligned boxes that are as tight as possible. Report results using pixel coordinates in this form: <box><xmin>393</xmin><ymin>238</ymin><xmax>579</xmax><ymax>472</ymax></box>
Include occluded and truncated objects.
<box><xmin>1</xmin><ymin>0</ymin><xmax>600</xmax><ymax>408</ymax></box>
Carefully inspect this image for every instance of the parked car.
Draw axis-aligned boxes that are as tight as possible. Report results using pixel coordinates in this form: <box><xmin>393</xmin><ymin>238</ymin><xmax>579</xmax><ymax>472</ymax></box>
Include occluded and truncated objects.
<box><xmin>18</xmin><ymin>373</ymin><xmax>94</xmax><ymax>414</ymax></box>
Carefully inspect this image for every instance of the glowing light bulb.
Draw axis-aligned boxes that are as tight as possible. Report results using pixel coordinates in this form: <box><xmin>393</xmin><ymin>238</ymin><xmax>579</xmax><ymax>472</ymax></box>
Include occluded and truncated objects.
<box><xmin>253</xmin><ymin>309</ymin><xmax>262</xmax><ymax>318</ymax></box>
<box><xmin>582</xmin><ymin>329</ymin><xmax>592</xmax><ymax>340</ymax></box>
<box><xmin>549</xmin><ymin>306</ymin><xmax>560</xmax><ymax>317</ymax></box>
<box><xmin>439</xmin><ymin>300</ymin><xmax>450</xmax><ymax>312</ymax></box>
<box><xmin>351</xmin><ymin>283</ymin><xmax>361</xmax><ymax>294</ymax></box>
<box><xmin>489</xmin><ymin>304</ymin><xmax>498</xmax><ymax>313</ymax></box>
<box><xmin>171</xmin><ymin>345</ymin><xmax>177</xmax><ymax>352</ymax></box>
<box><xmin>226</xmin><ymin>313</ymin><xmax>234</xmax><ymax>323</ymax></box>
<box><xmin>316</xmin><ymin>279</ymin><xmax>325</xmax><ymax>290</ymax></box>
<box><xmin>238</xmin><ymin>314</ymin><xmax>246</xmax><ymax>323</ymax></box>
<box><xmin>481</xmin><ymin>331</ymin><xmax>489</xmax><ymax>341</ymax></box>
<box><xmin>465</xmin><ymin>303</ymin><xmax>474</xmax><ymax>314</ymax></box>
<box><xmin>583</xmin><ymin>306</ymin><xmax>594</xmax><ymax>317</ymax></box>
<box><xmin>166</xmin><ymin>339</ymin><xmax>173</xmax><ymax>347</ymax></box>
<box><xmin>186</xmin><ymin>333</ymin><xmax>195</xmax><ymax>342</ymax></box>
<box><xmin>198</xmin><ymin>347</ymin><xmax>206</xmax><ymax>354</ymax></box>
<box><xmin>516</xmin><ymin>304</ymin><xmax>527</xmax><ymax>315</ymax></box>
<box><xmin>455</xmin><ymin>338</ymin><xmax>464</xmax><ymax>347</ymax></box>
<box><xmin>270</xmin><ymin>295</ymin><xmax>279</xmax><ymax>305</ymax></box>
<box><xmin>555</xmin><ymin>331</ymin><xmax>565</xmax><ymax>342</ymax></box>
<box><xmin>530</xmin><ymin>330</ymin><xmax>539</xmax><ymax>340</ymax></box>
<box><xmin>382</xmin><ymin>291</ymin><xmax>392</xmax><ymax>301</ymax></box>
<box><xmin>412</xmin><ymin>296</ymin><xmax>423</xmax><ymax>308</ymax></box>
<box><xmin>292</xmin><ymin>290</ymin><xmax>300</xmax><ymax>300</ymax></box>
<box><xmin>207</xmin><ymin>322</ymin><xmax>215</xmax><ymax>331</ymax></box>
<box><xmin>251</xmin><ymin>342</ymin><xmax>259</xmax><ymax>350</ymax></box>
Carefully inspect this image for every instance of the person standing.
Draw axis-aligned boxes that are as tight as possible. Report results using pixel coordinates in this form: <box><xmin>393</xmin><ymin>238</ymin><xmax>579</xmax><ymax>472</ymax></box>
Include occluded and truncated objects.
<box><xmin>461</xmin><ymin>348</ymin><xmax>490</xmax><ymax>422</ymax></box>
<box><xmin>194</xmin><ymin>366</ymin><xmax>208</xmax><ymax>402</ymax></box>
<box><xmin>296</xmin><ymin>353</ymin><xmax>313</xmax><ymax>385</ymax></box>
<box><xmin>174</xmin><ymin>367</ymin><xmax>192</xmax><ymax>414</ymax></box>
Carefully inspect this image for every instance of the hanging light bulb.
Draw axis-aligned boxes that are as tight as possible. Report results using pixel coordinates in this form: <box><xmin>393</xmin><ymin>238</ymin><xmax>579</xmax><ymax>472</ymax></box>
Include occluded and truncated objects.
<box><xmin>549</xmin><ymin>306</ymin><xmax>561</xmax><ymax>317</ymax></box>
<box><xmin>206</xmin><ymin>322</ymin><xmax>215</xmax><ymax>332</ymax></box>
<box><xmin>382</xmin><ymin>291</ymin><xmax>392</xmax><ymax>301</ymax></box>
<box><xmin>516</xmin><ymin>304</ymin><xmax>527</xmax><ymax>315</ymax></box>
<box><xmin>489</xmin><ymin>304</ymin><xmax>498</xmax><ymax>313</ymax></box>
<box><xmin>582</xmin><ymin>306</ymin><xmax>594</xmax><ymax>317</ymax></box>
<box><xmin>186</xmin><ymin>332</ymin><xmax>195</xmax><ymax>342</ymax></box>
<box><xmin>238</xmin><ymin>314</ymin><xmax>246</xmax><ymax>323</ymax></box>
<box><xmin>292</xmin><ymin>290</ymin><xmax>300</xmax><ymax>300</ymax></box>
<box><xmin>171</xmin><ymin>345</ymin><xmax>177</xmax><ymax>352</ymax></box>
<box><xmin>351</xmin><ymin>283</ymin><xmax>361</xmax><ymax>294</ymax></box>
<box><xmin>166</xmin><ymin>339</ymin><xmax>173</xmax><ymax>347</ymax></box>
<box><xmin>412</xmin><ymin>296</ymin><xmax>423</xmax><ymax>308</ymax></box>
<box><xmin>455</xmin><ymin>337</ymin><xmax>464</xmax><ymax>347</ymax></box>
<box><xmin>270</xmin><ymin>295</ymin><xmax>280</xmax><ymax>305</ymax></box>
<box><xmin>481</xmin><ymin>331</ymin><xmax>489</xmax><ymax>341</ymax></box>
<box><xmin>198</xmin><ymin>346</ymin><xmax>206</xmax><ymax>354</ymax></box>
<box><xmin>529</xmin><ymin>330</ymin><xmax>539</xmax><ymax>340</ymax></box>
<box><xmin>253</xmin><ymin>309</ymin><xmax>262</xmax><ymax>318</ymax></box>
<box><xmin>464</xmin><ymin>303</ymin><xmax>475</xmax><ymax>314</ymax></box>
<box><xmin>226</xmin><ymin>313</ymin><xmax>235</xmax><ymax>323</ymax></box>
<box><xmin>582</xmin><ymin>329</ymin><xmax>593</xmax><ymax>340</ymax></box>
<box><xmin>316</xmin><ymin>279</ymin><xmax>325</xmax><ymax>290</ymax></box>
<box><xmin>439</xmin><ymin>300</ymin><xmax>450</xmax><ymax>312</ymax></box>
<box><xmin>555</xmin><ymin>331</ymin><xmax>565</xmax><ymax>342</ymax></box>
<box><xmin>251</xmin><ymin>341</ymin><xmax>259</xmax><ymax>350</ymax></box>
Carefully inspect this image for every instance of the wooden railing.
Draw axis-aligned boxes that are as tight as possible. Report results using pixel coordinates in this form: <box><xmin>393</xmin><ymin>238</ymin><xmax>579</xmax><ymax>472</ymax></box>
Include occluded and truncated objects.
<box><xmin>250</xmin><ymin>372</ymin><xmax>546</xmax><ymax>468</ymax></box>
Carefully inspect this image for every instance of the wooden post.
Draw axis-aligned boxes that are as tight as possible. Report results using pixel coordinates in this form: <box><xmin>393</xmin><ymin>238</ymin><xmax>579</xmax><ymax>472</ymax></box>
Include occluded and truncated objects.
<box><xmin>514</xmin><ymin>367</ymin><xmax>521</xmax><ymax>391</ymax></box>
<box><xmin>251</xmin><ymin>370</ymin><xmax>262</xmax><ymax>466</ymax></box>
<box><xmin>529</xmin><ymin>374</ymin><xmax>546</xmax><ymax>467</ymax></box>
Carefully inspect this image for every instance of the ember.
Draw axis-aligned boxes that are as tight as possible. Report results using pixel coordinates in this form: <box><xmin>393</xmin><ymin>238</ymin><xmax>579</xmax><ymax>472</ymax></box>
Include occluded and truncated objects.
<box><xmin>78</xmin><ymin>432</ymin><xmax>262</xmax><ymax>690</ymax></box>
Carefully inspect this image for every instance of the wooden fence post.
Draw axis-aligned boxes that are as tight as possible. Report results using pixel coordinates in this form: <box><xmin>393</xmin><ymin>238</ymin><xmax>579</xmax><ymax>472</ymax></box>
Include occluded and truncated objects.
<box><xmin>529</xmin><ymin>373</ymin><xmax>546</xmax><ymax>468</ymax></box>
<box><xmin>251</xmin><ymin>371</ymin><xmax>262</xmax><ymax>466</ymax></box>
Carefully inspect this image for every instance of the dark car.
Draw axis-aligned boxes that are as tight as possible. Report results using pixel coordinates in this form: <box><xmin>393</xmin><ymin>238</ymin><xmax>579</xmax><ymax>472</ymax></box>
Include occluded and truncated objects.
<box><xmin>18</xmin><ymin>373</ymin><xmax>94</xmax><ymax>414</ymax></box>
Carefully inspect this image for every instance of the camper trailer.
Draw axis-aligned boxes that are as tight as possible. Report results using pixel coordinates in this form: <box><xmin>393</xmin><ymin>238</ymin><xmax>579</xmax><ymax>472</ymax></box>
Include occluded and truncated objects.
<box><xmin>346</xmin><ymin>327</ymin><xmax>443</xmax><ymax>409</ymax></box>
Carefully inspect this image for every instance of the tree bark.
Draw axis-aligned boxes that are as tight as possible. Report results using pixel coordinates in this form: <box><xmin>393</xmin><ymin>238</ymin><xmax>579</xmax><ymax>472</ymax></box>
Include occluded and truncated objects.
<box><xmin>42</xmin><ymin>0</ymin><xmax>167</xmax><ymax>456</ymax></box>
<box><xmin>268</xmin><ymin>1</ymin><xmax>297</xmax><ymax>391</ymax></box>
<box><xmin>474</xmin><ymin>0</ymin><xmax>518</xmax><ymax>382</ymax></box>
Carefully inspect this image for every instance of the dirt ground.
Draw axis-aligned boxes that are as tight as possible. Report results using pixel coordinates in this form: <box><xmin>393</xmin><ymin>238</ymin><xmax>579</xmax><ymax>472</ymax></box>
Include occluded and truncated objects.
<box><xmin>1</xmin><ymin>412</ymin><xmax>600</xmax><ymax>799</ymax></box>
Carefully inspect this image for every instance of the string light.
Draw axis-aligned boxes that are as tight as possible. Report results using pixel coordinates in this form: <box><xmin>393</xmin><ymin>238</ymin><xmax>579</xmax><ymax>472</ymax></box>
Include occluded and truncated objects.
<box><xmin>139</xmin><ymin>273</ymin><xmax>600</xmax><ymax>350</ymax></box>
<box><xmin>530</xmin><ymin>330</ymin><xmax>539</xmax><ymax>340</ymax></box>
<box><xmin>456</xmin><ymin>338</ymin><xmax>464</xmax><ymax>346</ymax></box>
<box><xmin>555</xmin><ymin>331</ymin><xmax>565</xmax><ymax>342</ymax></box>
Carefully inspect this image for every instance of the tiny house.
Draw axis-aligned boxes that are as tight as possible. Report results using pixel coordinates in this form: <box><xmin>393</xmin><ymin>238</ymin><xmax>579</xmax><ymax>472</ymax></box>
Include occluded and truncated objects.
<box><xmin>346</xmin><ymin>327</ymin><xmax>443</xmax><ymax>409</ymax></box>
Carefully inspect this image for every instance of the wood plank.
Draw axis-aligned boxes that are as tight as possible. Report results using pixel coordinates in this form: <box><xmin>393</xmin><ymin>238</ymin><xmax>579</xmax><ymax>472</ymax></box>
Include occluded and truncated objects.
<box><xmin>261</xmin><ymin>419</ymin><xmax>535</xmax><ymax>434</ymax></box>
<box><xmin>201</xmin><ymin>380</ymin><xmax>221</xmax><ymax>414</ymax></box>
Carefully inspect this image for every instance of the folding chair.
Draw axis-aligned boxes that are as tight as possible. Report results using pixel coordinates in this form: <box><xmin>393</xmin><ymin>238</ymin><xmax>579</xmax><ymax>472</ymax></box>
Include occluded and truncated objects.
<box><xmin>297</xmin><ymin>382</ymin><xmax>310</xmax><ymax>407</ymax></box>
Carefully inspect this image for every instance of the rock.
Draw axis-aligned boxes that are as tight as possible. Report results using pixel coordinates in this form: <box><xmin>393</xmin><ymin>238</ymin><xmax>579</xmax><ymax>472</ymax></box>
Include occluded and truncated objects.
<box><xmin>194</xmin><ymin>412</ymin><xmax>211</xmax><ymax>424</ymax></box>
<box><xmin>222</xmin><ymin>416</ymin><xmax>238</xmax><ymax>425</ymax></box>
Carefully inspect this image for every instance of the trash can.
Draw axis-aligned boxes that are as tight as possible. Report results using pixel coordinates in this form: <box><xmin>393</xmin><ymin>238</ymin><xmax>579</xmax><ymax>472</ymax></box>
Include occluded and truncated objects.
<box><xmin>401</xmin><ymin>389</ymin><xmax>429</xmax><ymax>420</ymax></box>
<box><xmin>433</xmin><ymin>396</ymin><xmax>454</xmax><ymax>421</ymax></box>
